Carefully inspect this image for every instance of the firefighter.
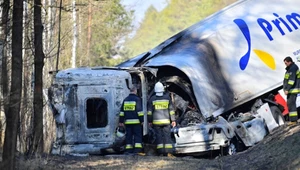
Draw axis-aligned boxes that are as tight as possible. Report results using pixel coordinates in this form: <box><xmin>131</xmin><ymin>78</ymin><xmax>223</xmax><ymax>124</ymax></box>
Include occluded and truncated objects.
<box><xmin>119</xmin><ymin>86</ymin><xmax>144</xmax><ymax>154</ymax></box>
<box><xmin>147</xmin><ymin>82</ymin><xmax>176</xmax><ymax>157</ymax></box>
<box><xmin>283</xmin><ymin>56</ymin><xmax>300</xmax><ymax>122</ymax></box>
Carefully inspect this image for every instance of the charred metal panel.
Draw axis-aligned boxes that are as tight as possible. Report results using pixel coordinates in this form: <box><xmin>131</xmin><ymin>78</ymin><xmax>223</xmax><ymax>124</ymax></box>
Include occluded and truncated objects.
<box><xmin>175</xmin><ymin>117</ymin><xmax>235</xmax><ymax>153</ymax></box>
<box><xmin>229</xmin><ymin>117</ymin><xmax>267</xmax><ymax>147</ymax></box>
<box><xmin>50</xmin><ymin>68</ymin><xmax>132</xmax><ymax>154</ymax></box>
<box><xmin>119</xmin><ymin>39</ymin><xmax>235</xmax><ymax>119</ymax></box>
<box><xmin>145</xmin><ymin>40</ymin><xmax>235</xmax><ymax>119</ymax></box>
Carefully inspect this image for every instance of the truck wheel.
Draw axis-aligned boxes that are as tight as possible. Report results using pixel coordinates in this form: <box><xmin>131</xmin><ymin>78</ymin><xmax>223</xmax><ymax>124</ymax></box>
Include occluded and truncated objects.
<box><xmin>270</xmin><ymin>106</ymin><xmax>285</xmax><ymax>125</ymax></box>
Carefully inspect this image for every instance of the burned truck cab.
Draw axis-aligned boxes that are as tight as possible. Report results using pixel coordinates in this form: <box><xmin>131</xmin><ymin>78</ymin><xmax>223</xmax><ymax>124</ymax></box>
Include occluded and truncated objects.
<box><xmin>49</xmin><ymin>67</ymin><xmax>133</xmax><ymax>155</ymax></box>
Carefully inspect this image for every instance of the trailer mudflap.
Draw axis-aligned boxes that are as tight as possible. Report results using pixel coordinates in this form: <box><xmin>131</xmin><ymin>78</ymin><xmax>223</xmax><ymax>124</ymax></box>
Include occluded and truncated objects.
<box><xmin>256</xmin><ymin>103</ymin><xmax>279</xmax><ymax>131</ymax></box>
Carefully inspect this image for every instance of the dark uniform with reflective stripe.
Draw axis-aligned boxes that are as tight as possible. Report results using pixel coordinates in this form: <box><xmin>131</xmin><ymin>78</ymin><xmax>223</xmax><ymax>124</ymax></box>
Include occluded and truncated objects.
<box><xmin>283</xmin><ymin>62</ymin><xmax>300</xmax><ymax>122</ymax></box>
<box><xmin>119</xmin><ymin>94</ymin><xmax>144</xmax><ymax>153</ymax></box>
<box><xmin>147</xmin><ymin>93</ymin><xmax>175</xmax><ymax>155</ymax></box>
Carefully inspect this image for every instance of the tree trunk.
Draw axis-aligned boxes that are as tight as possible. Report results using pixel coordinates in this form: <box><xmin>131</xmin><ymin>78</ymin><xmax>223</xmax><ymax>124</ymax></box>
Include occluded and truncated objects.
<box><xmin>71</xmin><ymin>0</ymin><xmax>77</xmax><ymax>68</ymax></box>
<box><xmin>19</xmin><ymin>0</ymin><xmax>31</xmax><ymax>154</ymax></box>
<box><xmin>87</xmin><ymin>0</ymin><xmax>92</xmax><ymax>65</ymax></box>
<box><xmin>0</xmin><ymin>40</ymin><xmax>3</xmax><ymax>150</ymax></box>
<box><xmin>2</xmin><ymin>0</ymin><xmax>23</xmax><ymax>169</ymax></box>
<box><xmin>0</xmin><ymin>0</ymin><xmax>10</xmax><ymax>150</ymax></box>
<box><xmin>29</xmin><ymin>0</ymin><xmax>45</xmax><ymax>155</ymax></box>
<box><xmin>56</xmin><ymin>0</ymin><xmax>63</xmax><ymax>71</ymax></box>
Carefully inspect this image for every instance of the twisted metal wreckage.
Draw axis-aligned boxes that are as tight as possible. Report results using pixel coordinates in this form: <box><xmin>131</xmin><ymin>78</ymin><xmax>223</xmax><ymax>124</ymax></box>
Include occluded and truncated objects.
<box><xmin>47</xmin><ymin>0</ymin><xmax>300</xmax><ymax>156</ymax></box>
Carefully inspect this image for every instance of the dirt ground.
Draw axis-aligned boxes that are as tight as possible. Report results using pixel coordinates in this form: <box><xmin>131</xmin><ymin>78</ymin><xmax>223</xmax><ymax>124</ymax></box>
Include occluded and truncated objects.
<box><xmin>9</xmin><ymin>123</ymin><xmax>300</xmax><ymax>170</ymax></box>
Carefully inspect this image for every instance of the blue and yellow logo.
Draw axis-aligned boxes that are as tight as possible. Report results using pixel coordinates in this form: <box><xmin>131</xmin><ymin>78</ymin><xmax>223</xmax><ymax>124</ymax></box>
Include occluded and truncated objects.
<box><xmin>234</xmin><ymin>12</ymin><xmax>300</xmax><ymax>70</ymax></box>
<box><xmin>234</xmin><ymin>19</ymin><xmax>275</xmax><ymax>71</ymax></box>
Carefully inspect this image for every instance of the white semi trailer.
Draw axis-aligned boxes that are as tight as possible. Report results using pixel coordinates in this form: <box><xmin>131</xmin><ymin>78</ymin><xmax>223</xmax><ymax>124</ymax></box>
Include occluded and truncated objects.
<box><xmin>48</xmin><ymin>0</ymin><xmax>300</xmax><ymax>155</ymax></box>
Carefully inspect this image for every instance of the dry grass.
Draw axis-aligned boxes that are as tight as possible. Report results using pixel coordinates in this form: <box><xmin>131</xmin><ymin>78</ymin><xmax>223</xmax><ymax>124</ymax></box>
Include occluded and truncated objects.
<box><xmin>0</xmin><ymin>124</ymin><xmax>300</xmax><ymax>170</ymax></box>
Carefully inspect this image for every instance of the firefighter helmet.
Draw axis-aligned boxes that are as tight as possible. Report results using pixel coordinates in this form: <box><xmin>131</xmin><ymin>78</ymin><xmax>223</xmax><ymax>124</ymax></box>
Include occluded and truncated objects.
<box><xmin>154</xmin><ymin>82</ymin><xmax>164</xmax><ymax>96</ymax></box>
<box><xmin>116</xmin><ymin>126</ymin><xmax>126</xmax><ymax>138</ymax></box>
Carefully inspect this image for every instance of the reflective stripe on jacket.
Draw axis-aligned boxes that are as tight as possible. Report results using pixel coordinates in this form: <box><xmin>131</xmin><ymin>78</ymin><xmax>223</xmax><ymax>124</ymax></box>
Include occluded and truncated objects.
<box><xmin>147</xmin><ymin>93</ymin><xmax>175</xmax><ymax>126</ymax></box>
<box><xmin>119</xmin><ymin>94</ymin><xmax>143</xmax><ymax>125</ymax></box>
<box><xmin>283</xmin><ymin>63</ymin><xmax>300</xmax><ymax>94</ymax></box>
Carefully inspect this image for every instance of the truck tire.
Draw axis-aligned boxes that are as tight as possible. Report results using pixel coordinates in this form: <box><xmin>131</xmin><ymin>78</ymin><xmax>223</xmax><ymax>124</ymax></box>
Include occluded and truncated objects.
<box><xmin>270</xmin><ymin>106</ymin><xmax>285</xmax><ymax>125</ymax></box>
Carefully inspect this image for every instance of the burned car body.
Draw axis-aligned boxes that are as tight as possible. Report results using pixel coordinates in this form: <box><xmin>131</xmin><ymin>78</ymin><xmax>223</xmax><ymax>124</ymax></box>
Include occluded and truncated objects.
<box><xmin>47</xmin><ymin>0</ymin><xmax>300</xmax><ymax>155</ymax></box>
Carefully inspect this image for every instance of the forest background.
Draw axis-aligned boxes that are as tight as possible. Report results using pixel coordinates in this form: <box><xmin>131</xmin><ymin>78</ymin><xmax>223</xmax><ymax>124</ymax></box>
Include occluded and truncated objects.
<box><xmin>0</xmin><ymin>0</ymin><xmax>236</xmax><ymax>169</ymax></box>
